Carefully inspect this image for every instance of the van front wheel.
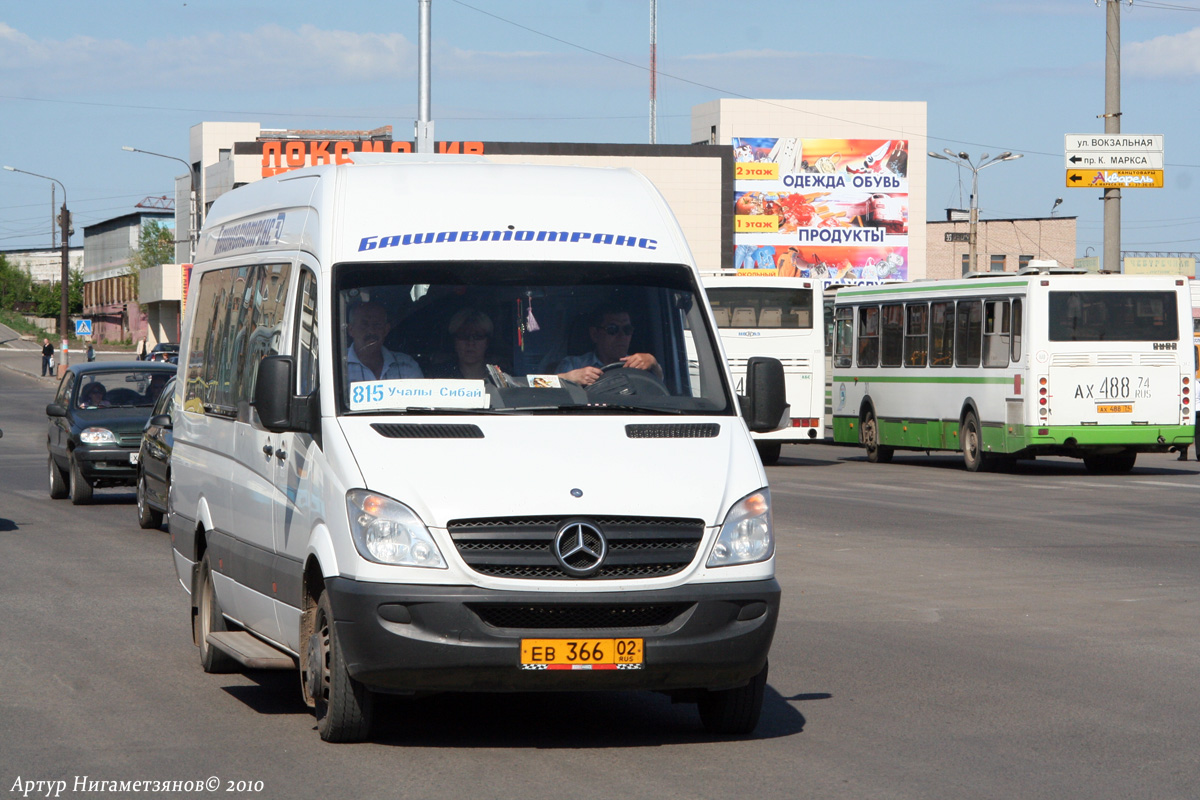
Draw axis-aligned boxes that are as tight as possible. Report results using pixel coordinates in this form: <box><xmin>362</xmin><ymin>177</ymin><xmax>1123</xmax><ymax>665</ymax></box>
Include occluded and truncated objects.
<box><xmin>308</xmin><ymin>592</ymin><xmax>374</xmax><ymax>743</ymax></box>
<box><xmin>196</xmin><ymin>553</ymin><xmax>237</xmax><ymax>674</ymax></box>
<box><xmin>697</xmin><ymin>660</ymin><xmax>768</xmax><ymax>735</ymax></box>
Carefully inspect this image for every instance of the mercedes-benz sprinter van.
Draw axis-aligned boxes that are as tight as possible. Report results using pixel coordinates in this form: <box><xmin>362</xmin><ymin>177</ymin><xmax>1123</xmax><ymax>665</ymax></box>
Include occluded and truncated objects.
<box><xmin>171</xmin><ymin>154</ymin><xmax>785</xmax><ymax>742</ymax></box>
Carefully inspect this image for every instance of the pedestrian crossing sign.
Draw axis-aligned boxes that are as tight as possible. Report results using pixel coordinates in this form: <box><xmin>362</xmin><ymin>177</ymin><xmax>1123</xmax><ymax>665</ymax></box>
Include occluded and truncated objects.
<box><xmin>75</xmin><ymin>319</ymin><xmax>92</xmax><ymax>336</ymax></box>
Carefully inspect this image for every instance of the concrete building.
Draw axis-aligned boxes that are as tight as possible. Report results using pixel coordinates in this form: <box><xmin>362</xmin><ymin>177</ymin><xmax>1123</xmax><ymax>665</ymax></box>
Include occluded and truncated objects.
<box><xmin>0</xmin><ymin>246</ymin><xmax>83</xmax><ymax>284</ymax></box>
<box><xmin>926</xmin><ymin>212</ymin><xmax>1077</xmax><ymax>278</ymax></box>
<box><xmin>81</xmin><ymin>210</ymin><xmax>172</xmax><ymax>344</ymax></box>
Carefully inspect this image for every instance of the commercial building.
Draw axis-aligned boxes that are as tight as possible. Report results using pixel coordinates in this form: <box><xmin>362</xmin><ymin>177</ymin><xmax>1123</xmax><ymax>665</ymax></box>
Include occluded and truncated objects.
<box><xmin>926</xmin><ymin>212</ymin><xmax>1077</xmax><ymax>278</ymax></box>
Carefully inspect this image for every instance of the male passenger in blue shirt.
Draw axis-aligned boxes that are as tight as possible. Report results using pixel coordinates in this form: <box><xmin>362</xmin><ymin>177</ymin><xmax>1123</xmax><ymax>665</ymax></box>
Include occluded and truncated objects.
<box><xmin>345</xmin><ymin>301</ymin><xmax>422</xmax><ymax>382</ymax></box>
<box><xmin>557</xmin><ymin>307</ymin><xmax>662</xmax><ymax>387</ymax></box>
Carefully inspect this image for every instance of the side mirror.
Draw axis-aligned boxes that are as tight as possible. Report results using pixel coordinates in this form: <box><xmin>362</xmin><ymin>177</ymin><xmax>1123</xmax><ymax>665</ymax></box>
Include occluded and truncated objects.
<box><xmin>739</xmin><ymin>356</ymin><xmax>788</xmax><ymax>433</ymax></box>
<box><xmin>253</xmin><ymin>355</ymin><xmax>318</xmax><ymax>435</ymax></box>
<box><xmin>45</xmin><ymin>403</ymin><xmax>67</xmax><ymax>418</ymax></box>
<box><xmin>149</xmin><ymin>414</ymin><xmax>172</xmax><ymax>430</ymax></box>
<box><xmin>254</xmin><ymin>355</ymin><xmax>296</xmax><ymax>432</ymax></box>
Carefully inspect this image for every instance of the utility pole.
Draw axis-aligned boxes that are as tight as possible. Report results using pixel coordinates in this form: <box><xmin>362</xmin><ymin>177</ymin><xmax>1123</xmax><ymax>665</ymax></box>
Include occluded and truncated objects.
<box><xmin>649</xmin><ymin>0</ymin><xmax>657</xmax><ymax>145</ymax></box>
<box><xmin>1102</xmin><ymin>0</ymin><xmax>1123</xmax><ymax>273</ymax></box>
<box><xmin>415</xmin><ymin>0</ymin><xmax>435</xmax><ymax>154</ymax></box>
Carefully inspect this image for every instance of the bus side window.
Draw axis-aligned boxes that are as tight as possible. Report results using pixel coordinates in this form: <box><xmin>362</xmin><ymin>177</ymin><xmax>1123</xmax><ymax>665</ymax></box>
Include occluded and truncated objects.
<box><xmin>904</xmin><ymin>303</ymin><xmax>928</xmax><ymax>367</ymax></box>
<box><xmin>880</xmin><ymin>303</ymin><xmax>903</xmax><ymax>367</ymax></box>
<box><xmin>857</xmin><ymin>306</ymin><xmax>879</xmax><ymax>368</ymax></box>
<box><xmin>1011</xmin><ymin>299</ymin><xmax>1023</xmax><ymax>362</ymax></box>
<box><xmin>929</xmin><ymin>301</ymin><xmax>954</xmax><ymax>367</ymax></box>
<box><xmin>834</xmin><ymin>307</ymin><xmax>853</xmax><ymax>368</ymax></box>
<box><xmin>983</xmin><ymin>299</ymin><xmax>1010</xmax><ymax>367</ymax></box>
<box><xmin>955</xmin><ymin>300</ymin><xmax>983</xmax><ymax>368</ymax></box>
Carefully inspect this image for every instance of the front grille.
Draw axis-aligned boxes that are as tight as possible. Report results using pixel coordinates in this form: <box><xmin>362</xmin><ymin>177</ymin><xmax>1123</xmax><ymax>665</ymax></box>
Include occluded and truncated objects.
<box><xmin>118</xmin><ymin>434</ymin><xmax>142</xmax><ymax>447</ymax></box>
<box><xmin>469</xmin><ymin>603</ymin><xmax>689</xmax><ymax>630</ymax></box>
<box><xmin>448</xmin><ymin>516</ymin><xmax>705</xmax><ymax>580</ymax></box>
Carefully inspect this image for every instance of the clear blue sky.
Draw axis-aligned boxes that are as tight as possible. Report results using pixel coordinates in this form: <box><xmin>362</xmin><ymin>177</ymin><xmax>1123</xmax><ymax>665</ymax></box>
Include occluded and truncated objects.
<box><xmin>2</xmin><ymin>0</ymin><xmax>1198</xmax><ymax>258</ymax></box>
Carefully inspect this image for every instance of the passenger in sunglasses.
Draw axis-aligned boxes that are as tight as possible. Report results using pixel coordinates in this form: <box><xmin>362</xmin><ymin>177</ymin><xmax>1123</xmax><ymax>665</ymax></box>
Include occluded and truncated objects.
<box><xmin>431</xmin><ymin>308</ymin><xmax>494</xmax><ymax>380</ymax></box>
<box><xmin>557</xmin><ymin>307</ymin><xmax>662</xmax><ymax>386</ymax></box>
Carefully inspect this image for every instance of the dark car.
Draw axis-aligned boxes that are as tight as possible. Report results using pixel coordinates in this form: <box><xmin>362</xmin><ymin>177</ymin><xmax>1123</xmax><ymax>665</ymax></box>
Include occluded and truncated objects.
<box><xmin>46</xmin><ymin>362</ymin><xmax>177</xmax><ymax>505</ymax></box>
<box><xmin>144</xmin><ymin>343</ymin><xmax>180</xmax><ymax>362</ymax></box>
<box><xmin>136</xmin><ymin>376</ymin><xmax>175</xmax><ymax>529</ymax></box>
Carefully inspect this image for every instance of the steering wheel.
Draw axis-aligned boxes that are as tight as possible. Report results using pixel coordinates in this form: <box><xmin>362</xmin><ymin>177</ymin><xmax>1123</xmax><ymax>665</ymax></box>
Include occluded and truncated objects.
<box><xmin>586</xmin><ymin>362</ymin><xmax>670</xmax><ymax>399</ymax></box>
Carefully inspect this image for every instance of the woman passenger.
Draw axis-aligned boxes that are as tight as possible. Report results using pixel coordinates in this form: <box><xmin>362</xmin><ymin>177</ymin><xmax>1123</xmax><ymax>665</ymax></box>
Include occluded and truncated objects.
<box><xmin>434</xmin><ymin>309</ymin><xmax>493</xmax><ymax>380</ymax></box>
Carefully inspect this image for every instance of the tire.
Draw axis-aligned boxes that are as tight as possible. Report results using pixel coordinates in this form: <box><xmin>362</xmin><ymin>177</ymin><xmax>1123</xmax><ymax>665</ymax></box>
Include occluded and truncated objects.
<box><xmin>195</xmin><ymin>552</ymin><xmax>237</xmax><ymax>674</ymax></box>
<box><xmin>862</xmin><ymin>410</ymin><xmax>894</xmax><ymax>464</ymax></box>
<box><xmin>755</xmin><ymin>441</ymin><xmax>782</xmax><ymax>466</ymax></box>
<box><xmin>960</xmin><ymin>412</ymin><xmax>988</xmax><ymax>473</ymax></box>
<box><xmin>698</xmin><ymin>660</ymin><xmax>768</xmax><ymax>735</ymax></box>
<box><xmin>68</xmin><ymin>455</ymin><xmax>93</xmax><ymax>505</ymax></box>
<box><xmin>136</xmin><ymin>470</ymin><xmax>164</xmax><ymax>530</ymax></box>
<box><xmin>1083</xmin><ymin>451</ymin><xmax>1137</xmax><ymax>474</ymax></box>
<box><xmin>48</xmin><ymin>455</ymin><xmax>68</xmax><ymax>499</ymax></box>
<box><xmin>307</xmin><ymin>591</ymin><xmax>374</xmax><ymax>742</ymax></box>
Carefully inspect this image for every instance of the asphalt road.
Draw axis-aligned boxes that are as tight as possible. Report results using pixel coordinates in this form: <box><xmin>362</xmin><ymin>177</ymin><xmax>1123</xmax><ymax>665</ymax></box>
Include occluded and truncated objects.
<box><xmin>1</xmin><ymin>360</ymin><xmax>1198</xmax><ymax>800</ymax></box>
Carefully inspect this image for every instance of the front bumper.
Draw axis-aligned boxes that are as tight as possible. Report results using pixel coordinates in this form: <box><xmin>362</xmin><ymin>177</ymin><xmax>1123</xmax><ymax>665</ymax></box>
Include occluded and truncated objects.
<box><xmin>73</xmin><ymin>445</ymin><xmax>139</xmax><ymax>486</ymax></box>
<box><xmin>325</xmin><ymin>577</ymin><xmax>781</xmax><ymax>694</ymax></box>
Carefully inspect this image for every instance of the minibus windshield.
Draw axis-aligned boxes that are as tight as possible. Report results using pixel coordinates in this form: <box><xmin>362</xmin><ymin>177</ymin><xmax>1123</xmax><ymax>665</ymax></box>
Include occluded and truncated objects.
<box><xmin>334</xmin><ymin>261</ymin><xmax>733</xmax><ymax>416</ymax></box>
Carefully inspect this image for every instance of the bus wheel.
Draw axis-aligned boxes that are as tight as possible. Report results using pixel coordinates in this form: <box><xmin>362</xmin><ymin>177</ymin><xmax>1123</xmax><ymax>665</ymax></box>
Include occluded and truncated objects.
<box><xmin>960</xmin><ymin>412</ymin><xmax>988</xmax><ymax>473</ymax></box>
<box><xmin>755</xmin><ymin>441</ymin><xmax>782</xmax><ymax>466</ymax></box>
<box><xmin>862</xmin><ymin>410</ymin><xmax>893</xmax><ymax>463</ymax></box>
<box><xmin>1083</xmin><ymin>451</ymin><xmax>1137</xmax><ymax>474</ymax></box>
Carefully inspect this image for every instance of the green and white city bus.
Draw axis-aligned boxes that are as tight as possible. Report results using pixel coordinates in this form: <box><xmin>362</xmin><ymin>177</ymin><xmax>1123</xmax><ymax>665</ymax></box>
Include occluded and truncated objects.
<box><xmin>830</xmin><ymin>269</ymin><xmax>1194</xmax><ymax>472</ymax></box>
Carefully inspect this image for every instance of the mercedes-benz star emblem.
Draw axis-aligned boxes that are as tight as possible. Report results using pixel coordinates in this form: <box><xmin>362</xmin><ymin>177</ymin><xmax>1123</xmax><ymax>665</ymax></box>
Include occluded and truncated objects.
<box><xmin>553</xmin><ymin>521</ymin><xmax>607</xmax><ymax>577</ymax></box>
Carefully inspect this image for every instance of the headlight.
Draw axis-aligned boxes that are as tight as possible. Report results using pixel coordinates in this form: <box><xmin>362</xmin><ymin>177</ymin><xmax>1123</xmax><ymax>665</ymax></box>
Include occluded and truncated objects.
<box><xmin>79</xmin><ymin>427</ymin><xmax>119</xmax><ymax>445</ymax></box>
<box><xmin>707</xmin><ymin>488</ymin><xmax>774</xmax><ymax>567</ymax></box>
<box><xmin>346</xmin><ymin>490</ymin><xmax>446</xmax><ymax>568</ymax></box>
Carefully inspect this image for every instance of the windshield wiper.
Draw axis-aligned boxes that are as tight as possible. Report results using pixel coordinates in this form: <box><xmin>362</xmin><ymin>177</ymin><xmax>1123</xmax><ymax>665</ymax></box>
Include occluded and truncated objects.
<box><xmin>556</xmin><ymin>404</ymin><xmax>687</xmax><ymax>415</ymax></box>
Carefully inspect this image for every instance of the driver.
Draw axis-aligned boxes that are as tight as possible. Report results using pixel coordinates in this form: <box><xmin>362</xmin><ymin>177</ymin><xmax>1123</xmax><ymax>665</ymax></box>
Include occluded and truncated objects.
<box><xmin>556</xmin><ymin>306</ymin><xmax>662</xmax><ymax>387</ymax></box>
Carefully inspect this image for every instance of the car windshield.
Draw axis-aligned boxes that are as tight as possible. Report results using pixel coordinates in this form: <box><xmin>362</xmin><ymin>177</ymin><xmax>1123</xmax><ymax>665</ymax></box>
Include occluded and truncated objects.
<box><xmin>75</xmin><ymin>370</ymin><xmax>173</xmax><ymax>409</ymax></box>
<box><xmin>335</xmin><ymin>261</ymin><xmax>733</xmax><ymax>416</ymax></box>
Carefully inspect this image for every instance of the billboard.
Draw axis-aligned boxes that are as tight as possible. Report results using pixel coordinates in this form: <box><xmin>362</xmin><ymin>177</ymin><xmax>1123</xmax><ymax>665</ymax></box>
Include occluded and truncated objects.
<box><xmin>731</xmin><ymin>137</ymin><xmax>909</xmax><ymax>284</ymax></box>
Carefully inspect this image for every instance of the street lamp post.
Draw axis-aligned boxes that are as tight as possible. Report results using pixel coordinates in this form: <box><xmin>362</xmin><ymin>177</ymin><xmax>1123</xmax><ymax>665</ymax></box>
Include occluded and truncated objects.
<box><xmin>122</xmin><ymin>146</ymin><xmax>198</xmax><ymax>263</ymax></box>
<box><xmin>928</xmin><ymin>149</ymin><xmax>1023</xmax><ymax>274</ymax></box>
<box><xmin>4</xmin><ymin>166</ymin><xmax>71</xmax><ymax>363</ymax></box>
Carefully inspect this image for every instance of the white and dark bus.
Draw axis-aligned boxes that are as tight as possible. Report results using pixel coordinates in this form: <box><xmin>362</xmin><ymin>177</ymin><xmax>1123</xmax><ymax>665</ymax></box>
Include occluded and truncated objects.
<box><xmin>830</xmin><ymin>270</ymin><xmax>1194</xmax><ymax>472</ymax></box>
<box><xmin>702</xmin><ymin>274</ymin><xmax>825</xmax><ymax>464</ymax></box>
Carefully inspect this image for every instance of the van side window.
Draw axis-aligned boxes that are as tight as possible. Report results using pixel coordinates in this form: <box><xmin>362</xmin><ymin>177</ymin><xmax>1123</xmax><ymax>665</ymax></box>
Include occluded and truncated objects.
<box><xmin>185</xmin><ymin>263</ymin><xmax>293</xmax><ymax>417</ymax></box>
<box><xmin>296</xmin><ymin>270</ymin><xmax>319</xmax><ymax>396</ymax></box>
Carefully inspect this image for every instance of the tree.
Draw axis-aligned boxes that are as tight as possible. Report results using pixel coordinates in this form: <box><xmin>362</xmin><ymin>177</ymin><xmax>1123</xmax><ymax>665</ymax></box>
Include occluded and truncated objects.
<box><xmin>0</xmin><ymin>254</ymin><xmax>33</xmax><ymax>311</ymax></box>
<box><xmin>126</xmin><ymin>219</ymin><xmax>176</xmax><ymax>296</ymax></box>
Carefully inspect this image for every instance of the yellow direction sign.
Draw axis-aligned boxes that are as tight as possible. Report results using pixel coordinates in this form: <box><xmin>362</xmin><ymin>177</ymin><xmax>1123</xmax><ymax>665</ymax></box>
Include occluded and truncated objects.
<box><xmin>1066</xmin><ymin>169</ymin><xmax>1163</xmax><ymax>189</ymax></box>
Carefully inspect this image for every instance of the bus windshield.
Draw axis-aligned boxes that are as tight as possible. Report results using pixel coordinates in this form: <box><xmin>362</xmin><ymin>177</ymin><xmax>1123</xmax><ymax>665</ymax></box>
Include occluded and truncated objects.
<box><xmin>334</xmin><ymin>261</ymin><xmax>732</xmax><ymax>416</ymax></box>
<box><xmin>706</xmin><ymin>287</ymin><xmax>814</xmax><ymax>329</ymax></box>
<box><xmin>1048</xmin><ymin>291</ymin><xmax>1178</xmax><ymax>342</ymax></box>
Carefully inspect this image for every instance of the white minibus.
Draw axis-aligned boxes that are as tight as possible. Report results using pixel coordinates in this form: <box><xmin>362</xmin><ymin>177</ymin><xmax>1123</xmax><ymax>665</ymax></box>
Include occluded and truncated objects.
<box><xmin>831</xmin><ymin>269</ymin><xmax>1194</xmax><ymax>472</ymax></box>
<box><xmin>170</xmin><ymin>154</ymin><xmax>786</xmax><ymax>741</ymax></box>
<box><xmin>702</xmin><ymin>273</ymin><xmax>825</xmax><ymax>463</ymax></box>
